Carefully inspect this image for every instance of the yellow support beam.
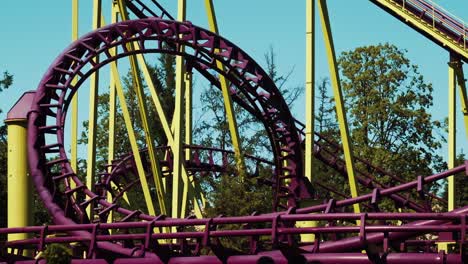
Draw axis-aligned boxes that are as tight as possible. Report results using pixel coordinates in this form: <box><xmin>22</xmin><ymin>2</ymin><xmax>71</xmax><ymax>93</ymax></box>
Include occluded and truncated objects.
<box><xmin>129</xmin><ymin>54</ymin><xmax>168</xmax><ymax>215</ymax></box>
<box><xmin>86</xmin><ymin>0</ymin><xmax>102</xmax><ymax>219</ymax></box>
<box><xmin>115</xmin><ymin>0</ymin><xmax>167</xmax><ymax>216</ymax></box>
<box><xmin>110</xmin><ymin>60</ymin><xmax>157</xmax><ymax>217</ymax></box>
<box><xmin>116</xmin><ymin>0</ymin><xmax>204</xmax><ymax>219</ymax></box>
<box><xmin>135</xmin><ymin>52</ymin><xmax>174</xmax><ymax>139</ymax></box>
<box><xmin>439</xmin><ymin>55</ymin><xmax>458</xmax><ymax>252</ymax></box>
<box><xmin>70</xmin><ymin>0</ymin><xmax>79</xmax><ymax>178</ymax></box>
<box><xmin>448</xmin><ymin>57</ymin><xmax>457</xmax><ymax>212</ymax></box>
<box><xmin>204</xmin><ymin>0</ymin><xmax>246</xmax><ymax>179</ymax></box>
<box><xmin>108</xmin><ymin>2</ymin><xmax>118</xmax><ymax>179</ymax></box>
<box><xmin>6</xmin><ymin>93</ymin><xmax>34</xmax><ymax>244</ymax></box>
<box><xmin>173</xmin><ymin>54</ymin><xmax>186</xmax><ymax>219</ymax></box>
<box><xmin>185</xmin><ymin>72</ymin><xmax>193</xmax><ymax>160</ymax></box>
<box><xmin>181</xmin><ymin>71</ymin><xmax>193</xmax><ymax>217</ymax></box>
<box><xmin>453</xmin><ymin>61</ymin><xmax>468</xmax><ymax>141</ymax></box>
<box><xmin>107</xmin><ymin>3</ymin><xmax>121</xmax><ymax>224</ymax></box>
<box><xmin>7</xmin><ymin>122</ymin><xmax>31</xmax><ymax>240</ymax></box>
<box><xmin>171</xmin><ymin>0</ymin><xmax>188</xmax><ymax>221</ymax></box>
<box><xmin>370</xmin><ymin>0</ymin><xmax>468</xmax><ymax>61</ymax></box>
<box><xmin>305</xmin><ymin>0</ymin><xmax>315</xmax><ymax>183</ymax></box>
<box><xmin>298</xmin><ymin>0</ymin><xmax>317</xmax><ymax>243</ymax></box>
<box><xmin>135</xmin><ymin>51</ymin><xmax>205</xmax><ymax>218</ymax></box>
<box><xmin>318</xmin><ymin>0</ymin><xmax>360</xmax><ymax>215</ymax></box>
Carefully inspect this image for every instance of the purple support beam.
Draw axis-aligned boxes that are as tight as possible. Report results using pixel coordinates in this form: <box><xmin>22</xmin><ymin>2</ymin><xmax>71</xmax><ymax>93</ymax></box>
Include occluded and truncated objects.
<box><xmin>302</xmin><ymin>253</ymin><xmax>463</xmax><ymax>264</ymax></box>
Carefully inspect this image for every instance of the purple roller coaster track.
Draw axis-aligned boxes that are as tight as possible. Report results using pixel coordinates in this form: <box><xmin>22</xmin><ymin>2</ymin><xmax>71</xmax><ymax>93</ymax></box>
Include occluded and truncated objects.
<box><xmin>1</xmin><ymin>0</ymin><xmax>467</xmax><ymax>263</ymax></box>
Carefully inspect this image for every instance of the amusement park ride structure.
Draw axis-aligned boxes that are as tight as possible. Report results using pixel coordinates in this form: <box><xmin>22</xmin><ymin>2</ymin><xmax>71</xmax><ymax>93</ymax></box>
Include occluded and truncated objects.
<box><xmin>1</xmin><ymin>0</ymin><xmax>468</xmax><ymax>263</ymax></box>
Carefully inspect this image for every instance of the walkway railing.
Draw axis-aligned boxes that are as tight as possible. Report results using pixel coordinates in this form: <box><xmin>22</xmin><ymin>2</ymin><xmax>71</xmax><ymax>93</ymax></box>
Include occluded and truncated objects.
<box><xmin>372</xmin><ymin>0</ymin><xmax>468</xmax><ymax>59</ymax></box>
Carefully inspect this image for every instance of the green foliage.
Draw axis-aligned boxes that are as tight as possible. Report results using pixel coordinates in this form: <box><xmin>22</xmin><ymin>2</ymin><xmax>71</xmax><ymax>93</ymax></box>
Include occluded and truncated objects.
<box><xmin>0</xmin><ymin>71</ymin><xmax>13</xmax><ymax>92</ymax></box>
<box><xmin>195</xmin><ymin>46</ymin><xmax>302</xmax><ymax>158</ymax></box>
<box><xmin>315</xmin><ymin>78</ymin><xmax>336</xmax><ymax>134</ymax></box>
<box><xmin>204</xmin><ymin>175</ymin><xmax>272</xmax><ymax>252</ymax></box>
<box><xmin>338</xmin><ymin>43</ymin><xmax>443</xmax><ymax>171</ymax></box>
<box><xmin>0</xmin><ymin>127</ymin><xmax>6</xmax><ymax>238</ymax></box>
<box><xmin>196</xmin><ymin>85</ymin><xmax>271</xmax><ymax>159</ymax></box>
<box><xmin>43</xmin><ymin>243</ymin><xmax>72</xmax><ymax>264</ymax></box>
<box><xmin>313</xmin><ymin>43</ymin><xmax>446</xmax><ymax>211</ymax></box>
<box><xmin>205</xmin><ymin>176</ymin><xmax>272</xmax><ymax>217</ymax></box>
<box><xmin>313</xmin><ymin>78</ymin><xmax>347</xmax><ymax>200</ymax></box>
<box><xmin>264</xmin><ymin>46</ymin><xmax>302</xmax><ymax>108</ymax></box>
<box><xmin>197</xmin><ymin>47</ymin><xmax>302</xmax><ymax>251</ymax></box>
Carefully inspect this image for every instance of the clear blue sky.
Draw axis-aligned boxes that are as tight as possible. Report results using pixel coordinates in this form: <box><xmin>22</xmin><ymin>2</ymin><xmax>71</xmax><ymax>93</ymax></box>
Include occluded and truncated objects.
<box><xmin>1</xmin><ymin>0</ymin><xmax>468</xmax><ymax>160</ymax></box>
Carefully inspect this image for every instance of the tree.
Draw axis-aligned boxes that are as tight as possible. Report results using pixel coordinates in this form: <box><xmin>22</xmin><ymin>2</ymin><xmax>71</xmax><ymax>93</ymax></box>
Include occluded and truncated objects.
<box><xmin>195</xmin><ymin>47</ymin><xmax>302</xmax><ymax>210</ymax></box>
<box><xmin>313</xmin><ymin>43</ymin><xmax>445</xmax><ymax>211</ymax></box>
<box><xmin>312</xmin><ymin>78</ymin><xmax>348</xmax><ymax>200</ymax></box>
<box><xmin>196</xmin><ymin>47</ymin><xmax>301</xmax><ymax>251</ymax></box>
<box><xmin>338</xmin><ymin>43</ymin><xmax>444</xmax><ymax>182</ymax></box>
<box><xmin>43</xmin><ymin>243</ymin><xmax>72</xmax><ymax>264</ymax></box>
<box><xmin>0</xmin><ymin>71</ymin><xmax>13</xmax><ymax>92</ymax></box>
<box><xmin>315</xmin><ymin>77</ymin><xmax>336</xmax><ymax>134</ymax></box>
<box><xmin>196</xmin><ymin>46</ymin><xmax>302</xmax><ymax>198</ymax></box>
<box><xmin>195</xmin><ymin>46</ymin><xmax>302</xmax><ymax>160</ymax></box>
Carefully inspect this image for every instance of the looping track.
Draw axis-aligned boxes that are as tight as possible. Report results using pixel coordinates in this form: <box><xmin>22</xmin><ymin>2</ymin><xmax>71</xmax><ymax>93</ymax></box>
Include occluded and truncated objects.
<box><xmin>27</xmin><ymin>17</ymin><xmax>311</xmax><ymax>226</ymax></box>
<box><xmin>1</xmin><ymin>1</ymin><xmax>468</xmax><ymax>263</ymax></box>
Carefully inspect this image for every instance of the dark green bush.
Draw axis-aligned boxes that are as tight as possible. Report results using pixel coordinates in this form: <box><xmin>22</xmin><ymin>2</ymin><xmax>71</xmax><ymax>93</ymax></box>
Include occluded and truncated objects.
<box><xmin>43</xmin><ymin>243</ymin><xmax>72</xmax><ymax>264</ymax></box>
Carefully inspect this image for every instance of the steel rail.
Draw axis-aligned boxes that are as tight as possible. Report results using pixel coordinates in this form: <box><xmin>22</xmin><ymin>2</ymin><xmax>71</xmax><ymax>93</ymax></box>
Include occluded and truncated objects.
<box><xmin>371</xmin><ymin>0</ymin><xmax>468</xmax><ymax>61</ymax></box>
<box><xmin>295</xmin><ymin>118</ymin><xmax>446</xmax><ymax>208</ymax></box>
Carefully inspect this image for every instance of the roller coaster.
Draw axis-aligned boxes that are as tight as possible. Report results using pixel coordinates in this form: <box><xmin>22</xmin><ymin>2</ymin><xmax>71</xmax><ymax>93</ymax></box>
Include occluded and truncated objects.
<box><xmin>0</xmin><ymin>0</ymin><xmax>467</xmax><ymax>263</ymax></box>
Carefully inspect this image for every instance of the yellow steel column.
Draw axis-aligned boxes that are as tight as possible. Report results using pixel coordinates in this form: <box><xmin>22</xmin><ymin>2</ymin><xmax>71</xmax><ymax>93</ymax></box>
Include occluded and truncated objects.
<box><xmin>305</xmin><ymin>0</ymin><xmax>315</xmax><ymax>183</ymax></box>
<box><xmin>181</xmin><ymin>35</ymin><xmax>193</xmax><ymax>217</ymax></box>
<box><xmin>134</xmin><ymin>51</ymin><xmax>204</xmax><ymax>218</ymax></box>
<box><xmin>116</xmin><ymin>0</ymin><xmax>202</xmax><ymax>218</ymax></box>
<box><xmin>297</xmin><ymin>0</ymin><xmax>317</xmax><ymax>243</ymax></box>
<box><xmin>453</xmin><ymin>61</ymin><xmax>468</xmax><ymax>140</ymax></box>
<box><xmin>130</xmin><ymin>56</ymin><xmax>168</xmax><ymax>215</ymax></box>
<box><xmin>110</xmin><ymin>61</ymin><xmax>157</xmax><ymax>216</ymax></box>
<box><xmin>185</xmin><ymin>72</ymin><xmax>192</xmax><ymax>160</ymax></box>
<box><xmin>438</xmin><ymin>56</ymin><xmax>458</xmax><ymax>252</ymax></box>
<box><xmin>204</xmin><ymin>0</ymin><xmax>246</xmax><ymax>179</ymax></box>
<box><xmin>184</xmin><ymin>0</ymin><xmax>193</xmax><ymax>164</ymax></box>
<box><xmin>318</xmin><ymin>0</ymin><xmax>360</xmax><ymax>214</ymax></box>
<box><xmin>448</xmin><ymin>57</ymin><xmax>456</xmax><ymax>212</ymax></box>
<box><xmin>70</xmin><ymin>0</ymin><xmax>79</xmax><ymax>180</ymax></box>
<box><xmin>107</xmin><ymin>1</ymin><xmax>119</xmax><ymax>224</ymax></box>
<box><xmin>171</xmin><ymin>0</ymin><xmax>187</xmax><ymax>221</ymax></box>
<box><xmin>108</xmin><ymin>2</ymin><xmax>118</xmax><ymax>182</ymax></box>
<box><xmin>7</xmin><ymin>123</ymin><xmax>30</xmax><ymax>241</ymax></box>
<box><xmin>6</xmin><ymin>92</ymin><xmax>35</xmax><ymax>244</ymax></box>
<box><xmin>86</xmin><ymin>0</ymin><xmax>102</xmax><ymax>219</ymax></box>
<box><xmin>115</xmin><ymin>0</ymin><xmax>168</xmax><ymax>216</ymax></box>
<box><xmin>181</xmin><ymin>71</ymin><xmax>192</xmax><ymax>216</ymax></box>
<box><xmin>135</xmin><ymin>54</ymin><xmax>172</xmax><ymax>138</ymax></box>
